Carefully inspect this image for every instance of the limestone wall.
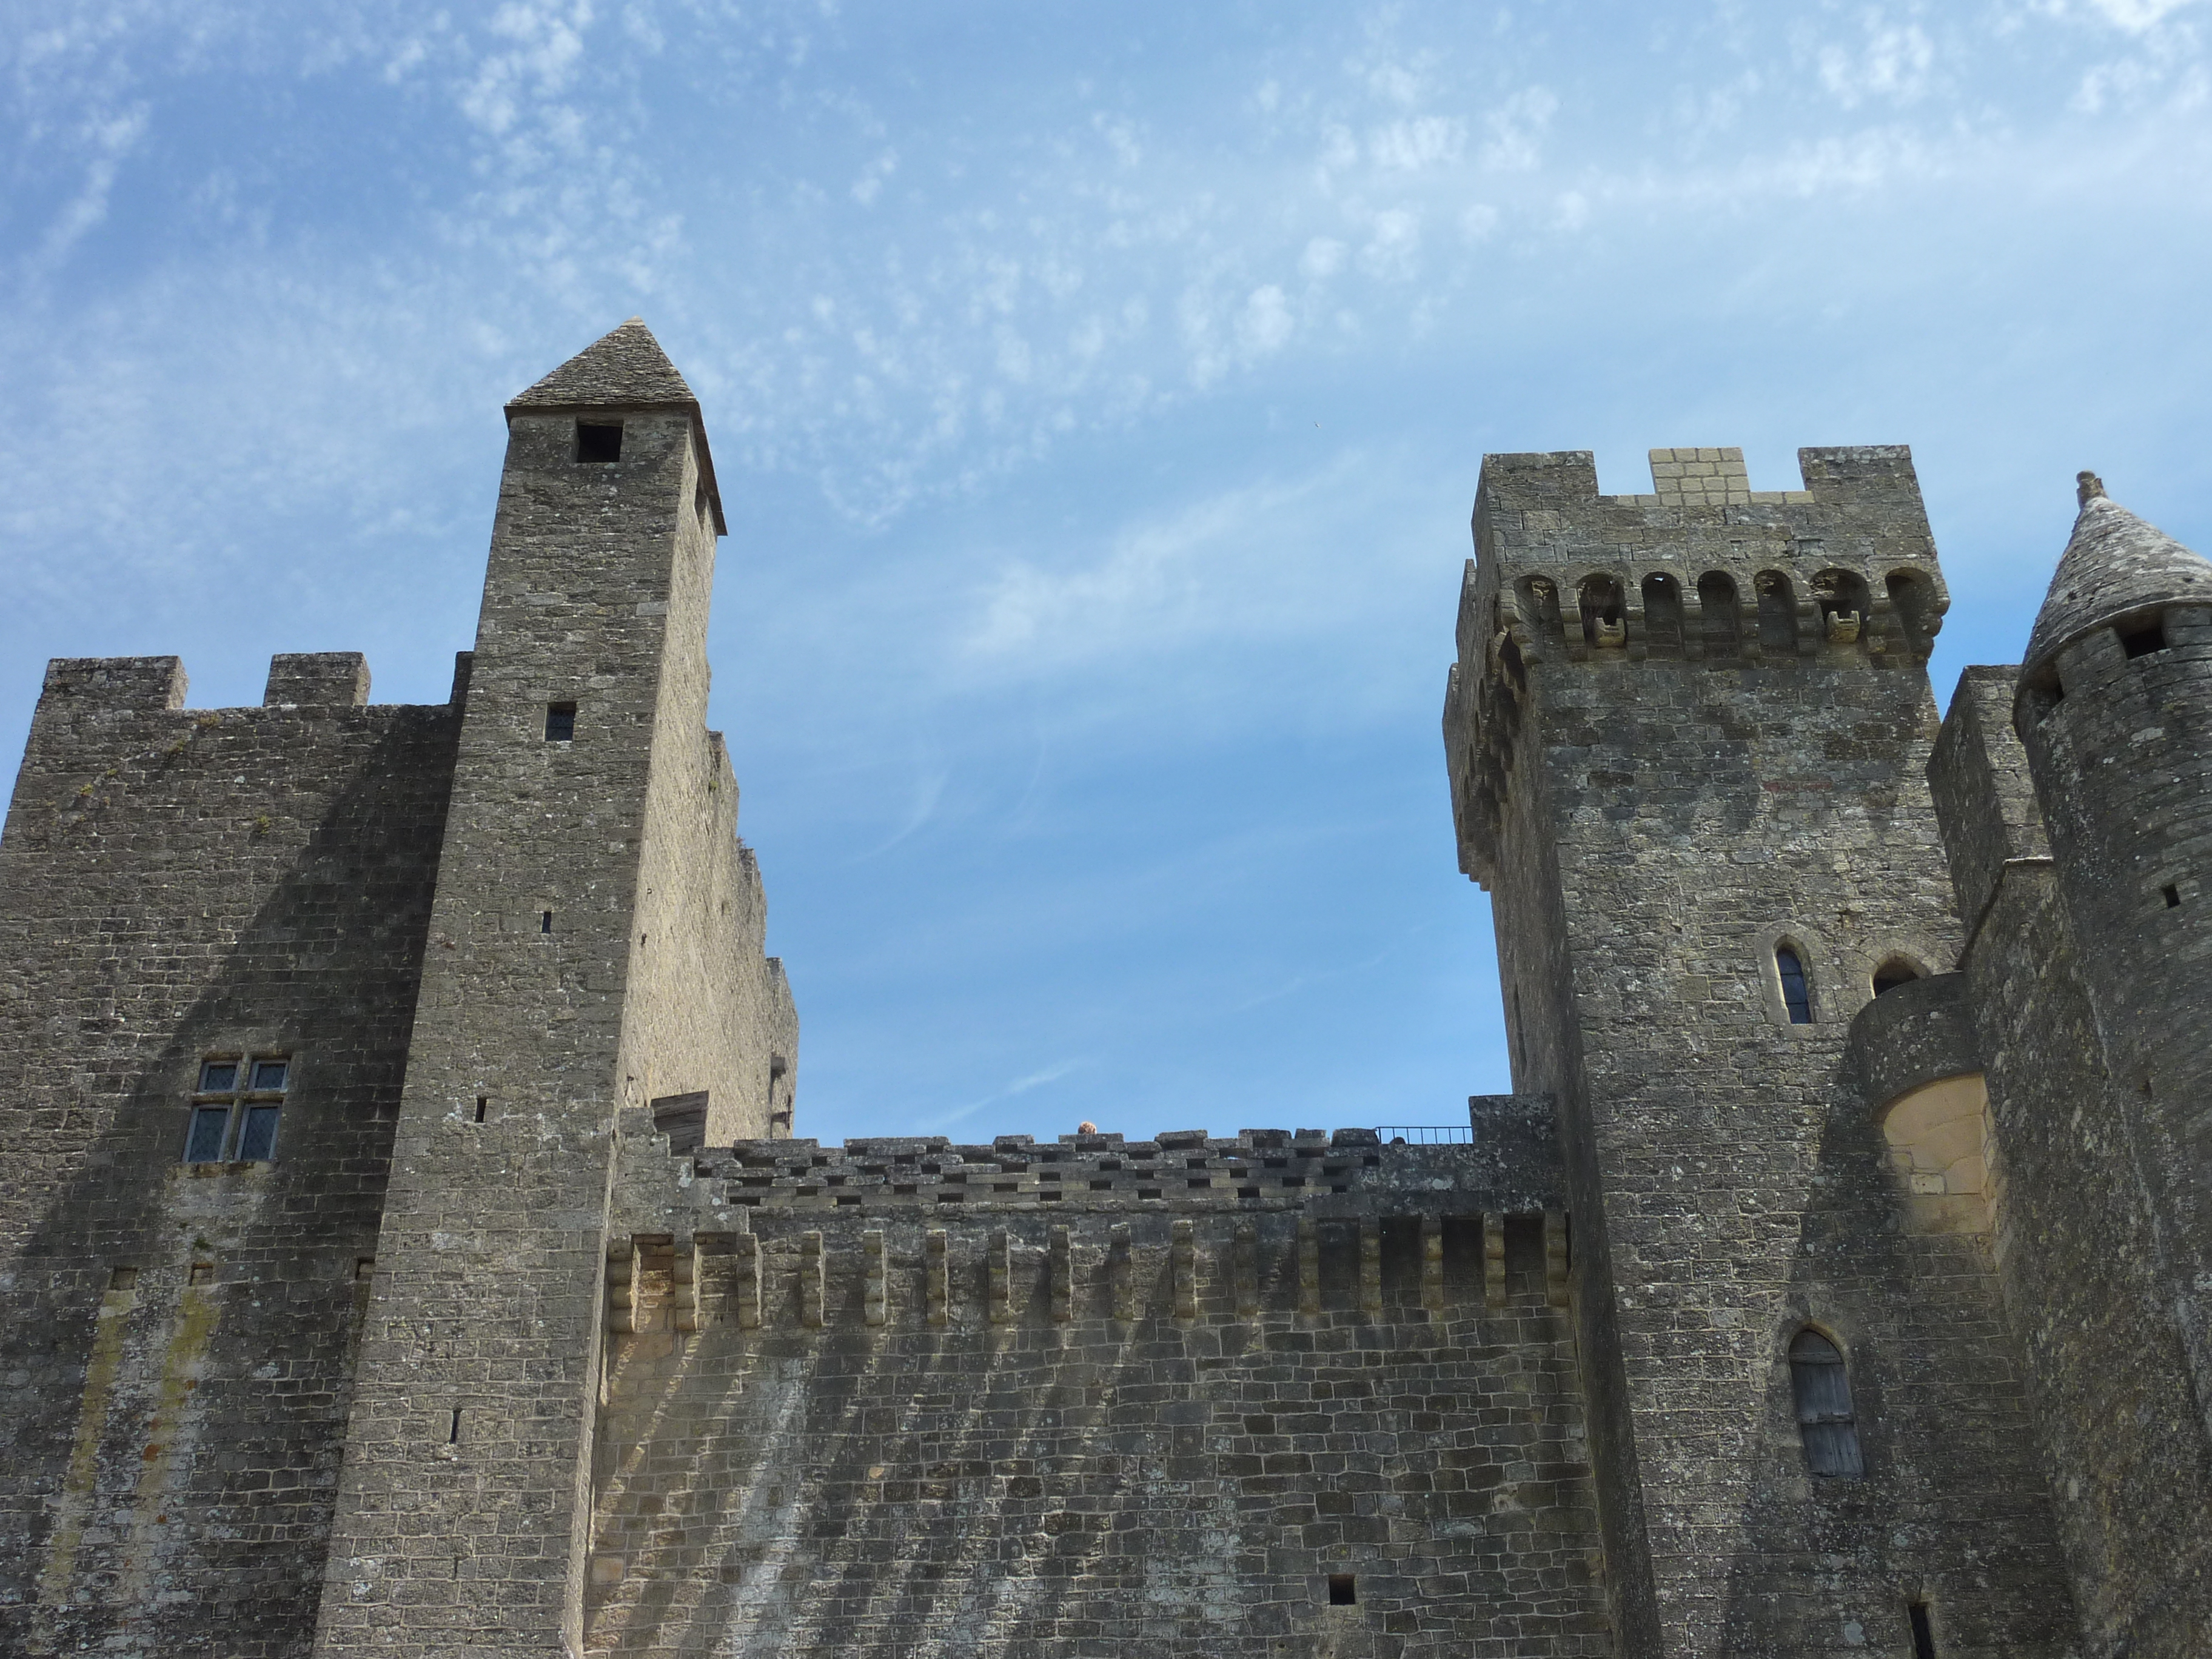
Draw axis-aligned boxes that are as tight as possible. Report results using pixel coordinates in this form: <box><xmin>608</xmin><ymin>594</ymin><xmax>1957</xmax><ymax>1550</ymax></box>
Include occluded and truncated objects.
<box><xmin>1933</xmin><ymin>665</ymin><xmax>2212</xmax><ymax>1658</ymax></box>
<box><xmin>0</xmin><ymin>652</ymin><xmax>460</xmax><ymax>1659</ymax></box>
<box><xmin>1445</xmin><ymin>447</ymin><xmax>2079</xmax><ymax>1658</ymax></box>
<box><xmin>587</xmin><ymin>1127</ymin><xmax>1608</xmax><ymax>1659</ymax></box>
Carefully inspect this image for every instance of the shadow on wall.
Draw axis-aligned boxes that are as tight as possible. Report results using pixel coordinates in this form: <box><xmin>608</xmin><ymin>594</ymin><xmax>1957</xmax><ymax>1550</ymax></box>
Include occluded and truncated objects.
<box><xmin>0</xmin><ymin>703</ymin><xmax>458</xmax><ymax>1659</ymax></box>
<box><xmin>581</xmin><ymin>1216</ymin><xmax>1607</xmax><ymax>1659</ymax></box>
<box><xmin>1711</xmin><ymin>1036</ymin><xmax>2076</xmax><ymax>1657</ymax></box>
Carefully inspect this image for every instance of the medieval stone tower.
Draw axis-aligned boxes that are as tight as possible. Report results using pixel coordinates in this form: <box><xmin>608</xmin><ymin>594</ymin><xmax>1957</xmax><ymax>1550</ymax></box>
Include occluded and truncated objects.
<box><xmin>1441</xmin><ymin>447</ymin><xmax>2073</xmax><ymax>1654</ymax></box>
<box><xmin>1</xmin><ymin>329</ymin><xmax>2207</xmax><ymax>1659</ymax></box>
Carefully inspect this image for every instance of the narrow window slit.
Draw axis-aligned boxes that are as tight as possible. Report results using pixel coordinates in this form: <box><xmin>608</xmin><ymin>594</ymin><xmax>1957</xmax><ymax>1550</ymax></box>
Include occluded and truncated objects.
<box><xmin>2162</xmin><ymin>884</ymin><xmax>2181</xmax><ymax>908</ymax></box>
<box><xmin>449</xmin><ymin>1408</ymin><xmax>462</xmax><ymax>1444</ymax></box>
<box><xmin>1775</xmin><ymin>945</ymin><xmax>1814</xmax><ymax>1025</ymax></box>
<box><xmin>1908</xmin><ymin>1601</ymin><xmax>1936</xmax><ymax>1659</ymax></box>
<box><xmin>540</xmin><ymin>911</ymin><xmax>553</xmax><ymax>934</ymax></box>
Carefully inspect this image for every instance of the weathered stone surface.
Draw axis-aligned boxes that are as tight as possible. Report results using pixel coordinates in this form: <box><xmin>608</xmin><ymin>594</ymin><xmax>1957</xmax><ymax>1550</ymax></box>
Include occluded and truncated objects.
<box><xmin>0</xmin><ymin>661</ymin><xmax>463</xmax><ymax>1658</ymax></box>
<box><xmin>1444</xmin><ymin>446</ymin><xmax>2080</xmax><ymax>1658</ymax></box>
<box><xmin>7</xmin><ymin>326</ymin><xmax>2208</xmax><ymax>1659</ymax></box>
<box><xmin>1949</xmin><ymin>487</ymin><xmax>2212</xmax><ymax>1658</ymax></box>
<box><xmin>2020</xmin><ymin>480</ymin><xmax>2212</xmax><ymax>681</ymax></box>
<box><xmin>1844</xmin><ymin>973</ymin><xmax>1979</xmax><ymax>1112</ymax></box>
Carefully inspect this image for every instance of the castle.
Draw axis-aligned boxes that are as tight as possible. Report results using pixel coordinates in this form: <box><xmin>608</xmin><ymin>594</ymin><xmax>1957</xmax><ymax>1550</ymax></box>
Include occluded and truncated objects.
<box><xmin>0</xmin><ymin>322</ymin><xmax>2205</xmax><ymax>1659</ymax></box>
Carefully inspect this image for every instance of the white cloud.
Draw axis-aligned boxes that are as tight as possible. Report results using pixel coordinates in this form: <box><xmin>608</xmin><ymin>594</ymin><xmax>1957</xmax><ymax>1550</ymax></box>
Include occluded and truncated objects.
<box><xmin>30</xmin><ymin>106</ymin><xmax>147</xmax><ymax>274</ymax></box>
<box><xmin>2080</xmin><ymin>0</ymin><xmax>2200</xmax><ymax>28</ymax></box>
<box><xmin>1301</xmin><ymin>236</ymin><xmax>1347</xmax><ymax>278</ymax></box>
<box><xmin>458</xmin><ymin>1</ymin><xmax>593</xmax><ymax>138</ymax></box>
<box><xmin>1369</xmin><ymin>115</ymin><xmax>1465</xmax><ymax>170</ymax></box>
<box><xmin>1480</xmin><ymin>86</ymin><xmax>1558</xmax><ymax>170</ymax></box>
<box><xmin>1236</xmin><ymin>284</ymin><xmax>1293</xmax><ymax>356</ymax></box>
<box><xmin>1358</xmin><ymin>208</ymin><xmax>1421</xmax><ymax>280</ymax></box>
<box><xmin>1817</xmin><ymin>16</ymin><xmax>1936</xmax><ymax>109</ymax></box>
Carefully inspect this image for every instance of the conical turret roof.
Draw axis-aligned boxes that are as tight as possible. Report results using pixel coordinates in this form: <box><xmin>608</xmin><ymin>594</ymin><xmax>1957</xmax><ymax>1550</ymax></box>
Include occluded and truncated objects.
<box><xmin>2022</xmin><ymin>472</ymin><xmax>2212</xmax><ymax>676</ymax></box>
<box><xmin>506</xmin><ymin>318</ymin><xmax>725</xmax><ymax>534</ymax></box>
<box><xmin>509</xmin><ymin>317</ymin><xmax>699</xmax><ymax>411</ymax></box>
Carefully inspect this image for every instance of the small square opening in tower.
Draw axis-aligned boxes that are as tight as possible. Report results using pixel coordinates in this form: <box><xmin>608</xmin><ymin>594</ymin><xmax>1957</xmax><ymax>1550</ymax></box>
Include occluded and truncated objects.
<box><xmin>576</xmin><ymin>421</ymin><xmax>623</xmax><ymax>463</ymax></box>
<box><xmin>546</xmin><ymin>702</ymin><xmax>577</xmax><ymax>742</ymax></box>
<box><xmin>2162</xmin><ymin>884</ymin><xmax>2181</xmax><ymax>908</ymax></box>
<box><xmin>1327</xmin><ymin>1575</ymin><xmax>1356</xmax><ymax>1606</ymax></box>
<box><xmin>2119</xmin><ymin>620</ymin><xmax>2165</xmax><ymax>658</ymax></box>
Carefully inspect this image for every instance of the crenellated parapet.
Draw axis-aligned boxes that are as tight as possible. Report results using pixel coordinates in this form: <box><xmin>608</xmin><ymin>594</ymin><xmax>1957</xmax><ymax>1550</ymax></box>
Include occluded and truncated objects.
<box><xmin>606</xmin><ymin>1101</ymin><xmax>1569</xmax><ymax>1332</ymax></box>
<box><xmin>1444</xmin><ymin>444</ymin><xmax>1948</xmax><ymax>885</ymax></box>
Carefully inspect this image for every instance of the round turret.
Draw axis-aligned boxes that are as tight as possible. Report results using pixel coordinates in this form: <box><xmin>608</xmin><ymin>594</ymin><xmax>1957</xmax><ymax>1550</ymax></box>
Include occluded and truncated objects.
<box><xmin>2017</xmin><ymin>471</ymin><xmax>2212</xmax><ymax>701</ymax></box>
<box><xmin>2012</xmin><ymin>471</ymin><xmax>2212</xmax><ymax>1450</ymax></box>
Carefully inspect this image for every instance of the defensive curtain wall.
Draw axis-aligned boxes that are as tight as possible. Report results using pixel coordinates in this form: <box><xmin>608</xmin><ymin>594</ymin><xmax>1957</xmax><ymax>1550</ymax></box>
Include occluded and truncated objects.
<box><xmin>579</xmin><ymin>1098</ymin><xmax>1611</xmax><ymax>1659</ymax></box>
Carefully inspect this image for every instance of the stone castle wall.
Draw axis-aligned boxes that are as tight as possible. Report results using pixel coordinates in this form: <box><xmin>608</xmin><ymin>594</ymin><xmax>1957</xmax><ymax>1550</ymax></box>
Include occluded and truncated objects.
<box><xmin>1444</xmin><ymin>447</ymin><xmax>2078</xmax><ymax>1657</ymax></box>
<box><xmin>1933</xmin><ymin>667</ymin><xmax>2212</xmax><ymax>1658</ymax></box>
<box><xmin>0</xmin><ymin>652</ymin><xmax>461</xmax><ymax>1659</ymax></box>
<box><xmin>582</xmin><ymin>1114</ymin><xmax>1610</xmax><ymax>1659</ymax></box>
<box><xmin>8</xmin><ymin>314</ymin><xmax>2203</xmax><ymax>1659</ymax></box>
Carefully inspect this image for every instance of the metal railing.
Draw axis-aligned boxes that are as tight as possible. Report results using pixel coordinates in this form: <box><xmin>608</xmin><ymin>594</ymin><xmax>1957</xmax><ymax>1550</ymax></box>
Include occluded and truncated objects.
<box><xmin>1373</xmin><ymin>1124</ymin><xmax>1473</xmax><ymax>1145</ymax></box>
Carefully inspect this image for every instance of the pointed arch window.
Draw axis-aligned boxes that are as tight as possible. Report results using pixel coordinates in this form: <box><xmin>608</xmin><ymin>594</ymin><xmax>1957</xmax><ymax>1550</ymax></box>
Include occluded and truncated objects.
<box><xmin>1790</xmin><ymin>1330</ymin><xmax>1865</xmax><ymax>1476</ymax></box>
<box><xmin>1775</xmin><ymin>945</ymin><xmax>1813</xmax><ymax>1024</ymax></box>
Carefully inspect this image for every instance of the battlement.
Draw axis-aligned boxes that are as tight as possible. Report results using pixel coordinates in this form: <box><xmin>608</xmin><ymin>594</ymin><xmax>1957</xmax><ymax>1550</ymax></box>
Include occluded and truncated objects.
<box><xmin>1459</xmin><ymin>443</ymin><xmax>1944</xmax><ymax>670</ymax></box>
<box><xmin>603</xmin><ymin>1109</ymin><xmax>1570</xmax><ymax>1343</ymax></box>
<box><xmin>40</xmin><ymin>655</ymin><xmax>187</xmax><ymax>711</ymax></box>
<box><xmin>33</xmin><ymin>650</ymin><xmax>469</xmax><ymax>725</ymax></box>
<box><xmin>1445</xmin><ymin>441</ymin><xmax>1949</xmax><ymax>885</ymax></box>
<box><xmin>615</xmin><ymin>1101</ymin><xmax>1563</xmax><ymax>1228</ymax></box>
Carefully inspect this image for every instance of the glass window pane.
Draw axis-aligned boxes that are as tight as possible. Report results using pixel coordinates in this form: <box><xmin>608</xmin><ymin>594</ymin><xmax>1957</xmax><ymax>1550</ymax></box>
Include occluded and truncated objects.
<box><xmin>250</xmin><ymin>1059</ymin><xmax>289</xmax><ymax>1092</ymax></box>
<box><xmin>199</xmin><ymin>1061</ymin><xmax>239</xmax><ymax>1093</ymax></box>
<box><xmin>236</xmin><ymin>1105</ymin><xmax>281</xmax><ymax>1162</ymax></box>
<box><xmin>1776</xmin><ymin>948</ymin><xmax>1813</xmax><ymax>1024</ymax></box>
<box><xmin>186</xmin><ymin>1107</ymin><xmax>232</xmax><ymax>1163</ymax></box>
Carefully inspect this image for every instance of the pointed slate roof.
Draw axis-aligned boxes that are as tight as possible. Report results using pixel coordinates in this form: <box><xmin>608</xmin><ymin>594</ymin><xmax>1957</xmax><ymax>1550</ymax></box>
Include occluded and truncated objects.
<box><xmin>509</xmin><ymin>317</ymin><xmax>698</xmax><ymax>410</ymax></box>
<box><xmin>508</xmin><ymin>319</ymin><xmax>725</xmax><ymax>532</ymax></box>
<box><xmin>2022</xmin><ymin>471</ymin><xmax>2212</xmax><ymax>677</ymax></box>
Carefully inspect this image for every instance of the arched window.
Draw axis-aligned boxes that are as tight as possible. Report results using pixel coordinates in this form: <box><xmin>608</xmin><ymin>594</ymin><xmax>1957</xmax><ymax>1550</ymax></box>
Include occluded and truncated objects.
<box><xmin>1871</xmin><ymin>958</ymin><xmax>1921</xmax><ymax>996</ymax></box>
<box><xmin>1789</xmin><ymin>1329</ymin><xmax>1864</xmax><ymax>1476</ymax></box>
<box><xmin>1775</xmin><ymin>945</ymin><xmax>1814</xmax><ymax>1025</ymax></box>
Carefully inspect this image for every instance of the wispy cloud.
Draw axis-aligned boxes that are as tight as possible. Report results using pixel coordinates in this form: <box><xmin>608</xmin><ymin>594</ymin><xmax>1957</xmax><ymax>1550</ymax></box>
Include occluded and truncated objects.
<box><xmin>927</xmin><ymin>1059</ymin><xmax>1087</xmax><ymax>1131</ymax></box>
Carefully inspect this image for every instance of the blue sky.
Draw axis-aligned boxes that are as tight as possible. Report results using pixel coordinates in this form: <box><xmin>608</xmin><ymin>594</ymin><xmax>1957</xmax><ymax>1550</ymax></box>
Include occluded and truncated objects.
<box><xmin>4</xmin><ymin>0</ymin><xmax>2210</xmax><ymax>1145</ymax></box>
